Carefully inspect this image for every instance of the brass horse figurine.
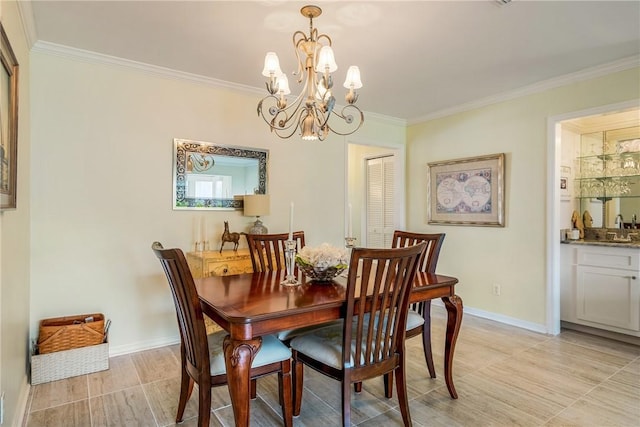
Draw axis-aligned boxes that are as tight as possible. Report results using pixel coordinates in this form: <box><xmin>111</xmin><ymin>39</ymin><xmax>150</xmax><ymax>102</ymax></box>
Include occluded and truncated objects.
<box><xmin>220</xmin><ymin>221</ymin><xmax>241</xmax><ymax>253</ymax></box>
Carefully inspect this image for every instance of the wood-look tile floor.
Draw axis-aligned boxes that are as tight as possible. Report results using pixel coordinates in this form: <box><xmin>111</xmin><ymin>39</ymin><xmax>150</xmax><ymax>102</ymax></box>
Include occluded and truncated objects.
<box><xmin>24</xmin><ymin>306</ymin><xmax>640</xmax><ymax>426</ymax></box>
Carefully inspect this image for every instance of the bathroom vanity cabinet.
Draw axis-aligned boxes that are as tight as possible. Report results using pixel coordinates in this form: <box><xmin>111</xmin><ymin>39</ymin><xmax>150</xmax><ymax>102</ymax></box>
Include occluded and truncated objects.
<box><xmin>561</xmin><ymin>243</ymin><xmax>640</xmax><ymax>337</ymax></box>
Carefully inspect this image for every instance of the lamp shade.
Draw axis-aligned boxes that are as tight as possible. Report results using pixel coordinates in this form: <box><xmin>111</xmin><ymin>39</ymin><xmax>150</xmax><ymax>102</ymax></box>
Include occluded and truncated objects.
<box><xmin>343</xmin><ymin>66</ymin><xmax>363</xmax><ymax>89</ymax></box>
<box><xmin>244</xmin><ymin>194</ymin><xmax>271</xmax><ymax>216</ymax></box>
<box><xmin>276</xmin><ymin>74</ymin><xmax>291</xmax><ymax>95</ymax></box>
<box><xmin>262</xmin><ymin>52</ymin><xmax>282</xmax><ymax>77</ymax></box>
<box><xmin>315</xmin><ymin>46</ymin><xmax>338</xmax><ymax>73</ymax></box>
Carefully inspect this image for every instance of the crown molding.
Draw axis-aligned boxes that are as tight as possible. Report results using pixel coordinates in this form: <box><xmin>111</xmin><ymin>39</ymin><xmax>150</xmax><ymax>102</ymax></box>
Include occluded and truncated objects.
<box><xmin>32</xmin><ymin>40</ymin><xmax>406</xmax><ymax>127</ymax></box>
<box><xmin>32</xmin><ymin>40</ymin><xmax>265</xmax><ymax>96</ymax></box>
<box><xmin>408</xmin><ymin>55</ymin><xmax>640</xmax><ymax>125</ymax></box>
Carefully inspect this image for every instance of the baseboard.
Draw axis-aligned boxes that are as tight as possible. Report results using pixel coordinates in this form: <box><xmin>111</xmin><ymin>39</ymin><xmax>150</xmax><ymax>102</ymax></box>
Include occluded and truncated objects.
<box><xmin>14</xmin><ymin>379</ymin><xmax>30</xmax><ymax>427</ymax></box>
<box><xmin>108</xmin><ymin>334</ymin><xmax>180</xmax><ymax>357</ymax></box>
<box><xmin>432</xmin><ymin>300</ymin><xmax>549</xmax><ymax>334</ymax></box>
<box><xmin>561</xmin><ymin>321</ymin><xmax>640</xmax><ymax>345</ymax></box>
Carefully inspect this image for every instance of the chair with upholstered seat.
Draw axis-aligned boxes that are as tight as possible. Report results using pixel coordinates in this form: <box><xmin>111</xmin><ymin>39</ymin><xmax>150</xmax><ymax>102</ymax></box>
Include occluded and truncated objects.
<box><xmin>290</xmin><ymin>242</ymin><xmax>427</xmax><ymax>427</ymax></box>
<box><xmin>245</xmin><ymin>231</ymin><xmax>340</xmax><ymax>342</ymax></box>
<box><xmin>392</xmin><ymin>230</ymin><xmax>445</xmax><ymax>379</ymax></box>
<box><xmin>151</xmin><ymin>242</ymin><xmax>293</xmax><ymax>427</ymax></box>
<box><xmin>245</xmin><ymin>231</ymin><xmax>305</xmax><ymax>273</ymax></box>
<box><xmin>353</xmin><ymin>230</ymin><xmax>445</xmax><ymax>396</ymax></box>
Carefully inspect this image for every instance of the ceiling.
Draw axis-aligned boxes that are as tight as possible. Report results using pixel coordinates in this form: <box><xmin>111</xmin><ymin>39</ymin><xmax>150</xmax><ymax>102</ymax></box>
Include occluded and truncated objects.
<box><xmin>26</xmin><ymin>1</ymin><xmax>640</xmax><ymax>123</ymax></box>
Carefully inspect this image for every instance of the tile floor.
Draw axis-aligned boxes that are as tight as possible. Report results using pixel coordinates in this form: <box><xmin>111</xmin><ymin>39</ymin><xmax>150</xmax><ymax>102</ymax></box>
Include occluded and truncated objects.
<box><xmin>23</xmin><ymin>306</ymin><xmax>640</xmax><ymax>426</ymax></box>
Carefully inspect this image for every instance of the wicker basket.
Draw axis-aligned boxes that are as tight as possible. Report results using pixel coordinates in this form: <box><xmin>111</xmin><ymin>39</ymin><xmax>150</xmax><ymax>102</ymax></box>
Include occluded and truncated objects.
<box><xmin>37</xmin><ymin>313</ymin><xmax>105</xmax><ymax>354</ymax></box>
<box><xmin>31</xmin><ymin>342</ymin><xmax>109</xmax><ymax>384</ymax></box>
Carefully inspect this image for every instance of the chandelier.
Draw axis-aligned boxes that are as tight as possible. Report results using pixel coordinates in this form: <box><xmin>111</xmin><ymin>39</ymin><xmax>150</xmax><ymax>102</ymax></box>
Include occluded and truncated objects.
<box><xmin>187</xmin><ymin>153</ymin><xmax>215</xmax><ymax>172</ymax></box>
<box><xmin>257</xmin><ymin>5</ymin><xmax>364</xmax><ymax>141</ymax></box>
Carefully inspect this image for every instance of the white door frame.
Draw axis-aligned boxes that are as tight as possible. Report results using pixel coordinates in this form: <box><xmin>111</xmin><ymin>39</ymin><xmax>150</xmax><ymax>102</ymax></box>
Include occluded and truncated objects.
<box><xmin>546</xmin><ymin>99</ymin><xmax>639</xmax><ymax>335</ymax></box>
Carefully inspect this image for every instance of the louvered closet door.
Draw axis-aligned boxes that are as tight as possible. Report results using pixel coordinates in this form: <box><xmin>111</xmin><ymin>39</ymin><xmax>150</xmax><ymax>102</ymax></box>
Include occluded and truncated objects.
<box><xmin>366</xmin><ymin>156</ymin><xmax>395</xmax><ymax>248</ymax></box>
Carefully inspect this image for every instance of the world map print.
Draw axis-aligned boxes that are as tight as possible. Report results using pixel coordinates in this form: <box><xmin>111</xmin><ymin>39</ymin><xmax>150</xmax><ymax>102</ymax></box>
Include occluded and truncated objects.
<box><xmin>435</xmin><ymin>168</ymin><xmax>492</xmax><ymax>214</ymax></box>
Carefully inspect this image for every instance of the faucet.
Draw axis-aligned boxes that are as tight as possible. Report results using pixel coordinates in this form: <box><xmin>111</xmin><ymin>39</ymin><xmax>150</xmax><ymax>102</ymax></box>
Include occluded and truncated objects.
<box><xmin>615</xmin><ymin>214</ymin><xmax>624</xmax><ymax>229</ymax></box>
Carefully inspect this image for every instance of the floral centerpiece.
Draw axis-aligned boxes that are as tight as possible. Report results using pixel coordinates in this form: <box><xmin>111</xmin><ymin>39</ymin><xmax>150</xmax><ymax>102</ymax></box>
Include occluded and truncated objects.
<box><xmin>295</xmin><ymin>243</ymin><xmax>349</xmax><ymax>282</ymax></box>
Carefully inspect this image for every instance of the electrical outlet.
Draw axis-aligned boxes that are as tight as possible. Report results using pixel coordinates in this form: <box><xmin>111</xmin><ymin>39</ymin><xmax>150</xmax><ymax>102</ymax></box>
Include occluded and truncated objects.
<box><xmin>492</xmin><ymin>283</ymin><xmax>501</xmax><ymax>296</ymax></box>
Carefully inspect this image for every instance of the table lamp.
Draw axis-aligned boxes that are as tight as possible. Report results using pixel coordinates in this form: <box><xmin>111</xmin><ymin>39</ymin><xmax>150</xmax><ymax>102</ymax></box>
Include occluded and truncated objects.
<box><xmin>244</xmin><ymin>194</ymin><xmax>270</xmax><ymax>234</ymax></box>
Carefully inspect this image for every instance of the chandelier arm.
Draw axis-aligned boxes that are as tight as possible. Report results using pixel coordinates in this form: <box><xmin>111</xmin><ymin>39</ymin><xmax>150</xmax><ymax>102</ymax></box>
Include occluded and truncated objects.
<box><xmin>258</xmin><ymin>91</ymin><xmax>310</xmax><ymax>133</ymax></box>
<box><xmin>292</xmin><ymin>31</ymin><xmax>309</xmax><ymax>81</ymax></box>
<box><xmin>322</xmin><ymin>105</ymin><xmax>365</xmax><ymax>137</ymax></box>
<box><xmin>316</xmin><ymin>33</ymin><xmax>332</xmax><ymax>47</ymax></box>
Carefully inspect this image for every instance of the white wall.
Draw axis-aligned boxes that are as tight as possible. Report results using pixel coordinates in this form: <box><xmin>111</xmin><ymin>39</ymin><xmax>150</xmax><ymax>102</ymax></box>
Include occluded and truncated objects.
<box><xmin>0</xmin><ymin>1</ymin><xmax>31</xmax><ymax>425</ymax></box>
<box><xmin>29</xmin><ymin>49</ymin><xmax>405</xmax><ymax>355</ymax></box>
<box><xmin>407</xmin><ymin>67</ymin><xmax>640</xmax><ymax>328</ymax></box>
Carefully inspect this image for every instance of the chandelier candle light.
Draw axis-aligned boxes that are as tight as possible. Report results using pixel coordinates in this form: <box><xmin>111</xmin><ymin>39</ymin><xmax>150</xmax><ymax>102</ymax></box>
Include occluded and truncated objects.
<box><xmin>258</xmin><ymin>5</ymin><xmax>364</xmax><ymax>141</ymax></box>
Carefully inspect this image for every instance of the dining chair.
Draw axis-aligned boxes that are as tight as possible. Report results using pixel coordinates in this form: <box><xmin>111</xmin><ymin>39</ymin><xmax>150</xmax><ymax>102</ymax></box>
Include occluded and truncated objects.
<box><xmin>245</xmin><ymin>231</ymin><xmax>306</xmax><ymax>273</ymax></box>
<box><xmin>244</xmin><ymin>231</ymin><xmax>340</xmax><ymax>342</ymax></box>
<box><xmin>289</xmin><ymin>242</ymin><xmax>427</xmax><ymax>427</ymax></box>
<box><xmin>391</xmin><ymin>230</ymin><xmax>445</xmax><ymax>380</ymax></box>
<box><xmin>151</xmin><ymin>242</ymin><xmax>293</xmax><ymax>427</ymax></box>
<box><xmin>352</xmin><ymin>230</ymin><xmax>446</xmax><ymax>396</ymax></box>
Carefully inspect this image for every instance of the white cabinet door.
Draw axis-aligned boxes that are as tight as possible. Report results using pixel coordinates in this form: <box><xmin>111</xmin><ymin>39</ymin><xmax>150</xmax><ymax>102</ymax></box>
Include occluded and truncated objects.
<box><xmin>576</xmin><ymin>265</ymin><xmax>640</xmax><ymax>331</ymax></box>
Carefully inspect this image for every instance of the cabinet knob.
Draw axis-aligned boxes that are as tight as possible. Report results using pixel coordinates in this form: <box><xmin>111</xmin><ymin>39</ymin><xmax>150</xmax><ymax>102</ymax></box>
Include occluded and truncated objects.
<box><xmin>632</xmin><ymin>276</ymin><xmax>637</xmax><ymax>280</ymax></box>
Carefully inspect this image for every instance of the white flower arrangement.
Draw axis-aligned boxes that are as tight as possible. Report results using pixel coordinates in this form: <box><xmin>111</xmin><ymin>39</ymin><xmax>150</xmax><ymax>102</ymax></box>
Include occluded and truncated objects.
<box><xmin>296</xmin><ymin>243</ymin><xmax>349</xmax><ymax>269</ymax></box>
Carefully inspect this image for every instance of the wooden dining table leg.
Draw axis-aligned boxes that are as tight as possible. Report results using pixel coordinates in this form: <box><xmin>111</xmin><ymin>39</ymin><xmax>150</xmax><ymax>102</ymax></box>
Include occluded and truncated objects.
<box><xmin>222</xmin><ymin>335</ymin><xmax>262</xmax><ymax>427</ymax></box>
<box><xmin>442</xmin><ymin>294</ymin><xmax>463</xmax><ymax>399</ymax></box>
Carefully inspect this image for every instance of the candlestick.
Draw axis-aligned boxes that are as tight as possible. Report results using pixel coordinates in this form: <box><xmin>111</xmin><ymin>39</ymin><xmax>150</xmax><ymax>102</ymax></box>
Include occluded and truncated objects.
<box><xmin>288</xmin><ymin>202</ymin><xmax>294</xmax><ymax>241</ymax></box>
<box><xmin>280</xmin><ymin>239</ymin><xmax>300</xmax><ymax>286</ymax></box>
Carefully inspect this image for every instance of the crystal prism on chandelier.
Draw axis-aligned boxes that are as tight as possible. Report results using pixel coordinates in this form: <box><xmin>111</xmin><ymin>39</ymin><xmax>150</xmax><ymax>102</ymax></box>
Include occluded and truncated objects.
<box><xmin>257</xmin><ymin>5</ymin><xmax>364</xmax><ymax>141</ymax></box>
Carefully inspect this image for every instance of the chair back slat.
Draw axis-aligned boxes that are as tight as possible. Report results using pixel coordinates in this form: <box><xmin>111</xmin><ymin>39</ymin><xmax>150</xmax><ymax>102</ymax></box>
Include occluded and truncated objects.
<box><xmin>343</xmin><ymin>243</ymin><xmax>427</xmax><ymax>371</ymax></box>
<box><xmin>391</xmin><ymin>230</ymin><xmax>445</xmax><ymax>273</ymax></box>
<box><xmin>152</xmin><ymin>242</ymin><xmax>209</xmax><ymax>373</ymax></box>
<box><xmin>245</xmin><ymin>232</ymin><xmax>305</xmax><ymax>272</ymax></box>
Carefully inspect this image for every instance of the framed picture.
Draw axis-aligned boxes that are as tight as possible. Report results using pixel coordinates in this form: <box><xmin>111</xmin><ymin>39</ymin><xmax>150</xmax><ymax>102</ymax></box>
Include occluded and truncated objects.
<box><xmin>427</xmin><ymin>153</ymin><xmax>505</xmax><ymax>227</ymax></box>
<box><xmin>0</xmin><ymin>23</ymin><xmax>19</xmax><ymax>210</ymax></box>
<box><xmin>560</xmin><ymin>165</ymin><xmax>571</xmax><ymax>201</ymax></box>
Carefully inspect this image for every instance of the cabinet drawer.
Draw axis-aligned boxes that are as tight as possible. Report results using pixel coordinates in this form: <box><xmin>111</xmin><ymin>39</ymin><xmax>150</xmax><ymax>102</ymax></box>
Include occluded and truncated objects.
<box><xmin>204</xmin><ymin>259</ymin><xmax>253</xmax><ymax>277</ymax></box>
<box><xmin>576</xmin><ymin>247</ymin><xmax>640</xmax><ymax>270</ymax></box>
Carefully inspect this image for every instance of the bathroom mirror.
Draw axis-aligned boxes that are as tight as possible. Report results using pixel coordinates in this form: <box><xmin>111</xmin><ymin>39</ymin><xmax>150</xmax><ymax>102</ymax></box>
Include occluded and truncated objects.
<box><xmin>173</xmin><ymin>139</ymin><xmax>268</xmax><ymax>210</ymax></box>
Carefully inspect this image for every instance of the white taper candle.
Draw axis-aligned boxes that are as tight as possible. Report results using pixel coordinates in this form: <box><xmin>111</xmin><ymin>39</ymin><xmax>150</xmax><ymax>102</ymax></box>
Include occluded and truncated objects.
<box><xmin>289</xmin><ymin>202</ymin><xmax>294</xmax><ymax>241</ymax></box>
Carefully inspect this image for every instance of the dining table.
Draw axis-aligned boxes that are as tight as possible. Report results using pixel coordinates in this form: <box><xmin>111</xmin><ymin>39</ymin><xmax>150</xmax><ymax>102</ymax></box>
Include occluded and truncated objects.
<box><xmin>195</xmin><ymin>269</ymin><xmax>462</xmax><ymax>427</ymax></box>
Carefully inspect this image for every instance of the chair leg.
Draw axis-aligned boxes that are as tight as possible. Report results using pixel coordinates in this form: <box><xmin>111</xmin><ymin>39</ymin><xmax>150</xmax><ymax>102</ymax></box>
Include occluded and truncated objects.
<box><xmin>197</xmin><ymin>380</ymin><xmax>212</xmax><ymax>427</ymax></box>
<box><xmin>250</xmin><ymin>378</ymin><xmax>257</xmax><ymax>399</ymax></box>
<box><xmin>383</xmin><ymin>371</ymin><xmax>393</xmax><ymax>398</ymax></box>
<box><xmin>292</xmin><ymin>353</ymin><xmax>304</xmax><ymax>416</ymax></box>
<box><xmin>341</xmin><ymin>375</ymin><xmax>352</xmax><ymax>427</ymax></box>
<box><xmin>422</xmin><ymin>300</ymin><xmax>436</xmax><ymax>379</ymax></box>
<box><xmin>176</xmin><ymin>369</ymin><xmax>194</xmax><ymax>422</ymax></box>
<box><xmin>353</xmin><ymin>382</ymin><xmax>362</xmax><ymax>393</ymax></box>
<box><xmin>394</xmin><ymin>363</ymin><xmax>412</xmax><ymax>427</ymax></box>
<box><xmin>279</xmin><ymin>361</ymin><xmax>293</xmax><ymax>427</ymax></box>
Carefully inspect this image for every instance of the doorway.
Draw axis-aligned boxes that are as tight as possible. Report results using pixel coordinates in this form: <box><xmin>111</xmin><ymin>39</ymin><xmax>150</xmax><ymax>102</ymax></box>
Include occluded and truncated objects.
<box><xmin>347</xmin><ymin>140</ymin><xmax>405</xmax><ymax>247</ymax></box>
<box><xmin>547</xmin><ymin>100</ymin><xmax>640</xmax><ymax>335</ymax></box>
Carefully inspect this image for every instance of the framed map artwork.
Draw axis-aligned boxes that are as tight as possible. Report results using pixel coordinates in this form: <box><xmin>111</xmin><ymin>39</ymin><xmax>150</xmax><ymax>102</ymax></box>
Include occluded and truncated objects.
<box><xmin>0</xmin><ymin>23</ymin><xmax>19</xmax><ymax>210</ymax></box>
<box><xmin>427</xmin><ymin>153</ymin><xmax>505</xmax><ymax>226</ymax></box>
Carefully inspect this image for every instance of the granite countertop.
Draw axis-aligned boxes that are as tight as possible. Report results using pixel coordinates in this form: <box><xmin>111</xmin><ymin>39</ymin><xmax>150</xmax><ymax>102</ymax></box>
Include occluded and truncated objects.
<box><xmin>561</xmin><ymin>239</ymin><xmax>640</xmax><ymax>248</ymax></box>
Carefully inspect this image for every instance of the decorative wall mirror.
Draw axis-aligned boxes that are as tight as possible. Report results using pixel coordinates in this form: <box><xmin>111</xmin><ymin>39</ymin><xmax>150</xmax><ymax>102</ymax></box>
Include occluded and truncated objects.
<box><xmin>173</xmin><ymin>139</ymin><xmax>268</xmax><ymax>210</ymax></box>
